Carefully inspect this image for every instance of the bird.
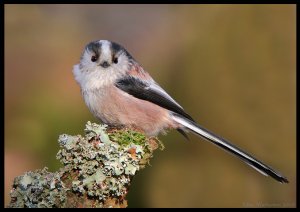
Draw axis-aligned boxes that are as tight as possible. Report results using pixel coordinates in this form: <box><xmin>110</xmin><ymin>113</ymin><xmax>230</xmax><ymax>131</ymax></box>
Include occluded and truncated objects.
<box><xmin>73</xmin><ymin>39</ymin><xmax>288</xmax><ymax>183</ymax></box>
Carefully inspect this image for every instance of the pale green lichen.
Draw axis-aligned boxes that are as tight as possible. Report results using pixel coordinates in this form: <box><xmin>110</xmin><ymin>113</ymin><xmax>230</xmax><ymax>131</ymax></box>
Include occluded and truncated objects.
<box><xmin>9</xmin><ymin>122</ymin><xmax>162</xmax><ymax>208</ymax></box>
<box><xmin>9</xmin><ymin>168</ymin><xmax>66</xmax><ymax>208</ymax></box>
<box><xmin>56</xmin><ymin>122</ymin><xmax>156</xmax><ymax>201</ymax></box>
<box><xmin>84</xmin><ymin>121</ymin><xmax>110</xmax><ymax>143</ymax></box>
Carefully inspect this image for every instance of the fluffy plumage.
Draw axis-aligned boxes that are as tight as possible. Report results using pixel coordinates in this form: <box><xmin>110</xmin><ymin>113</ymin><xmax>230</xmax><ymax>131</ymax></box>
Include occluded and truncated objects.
<box><xmin>73</xmin><ymin>40</ymin><xmax>288</xmax><ymax>183</ymax></box>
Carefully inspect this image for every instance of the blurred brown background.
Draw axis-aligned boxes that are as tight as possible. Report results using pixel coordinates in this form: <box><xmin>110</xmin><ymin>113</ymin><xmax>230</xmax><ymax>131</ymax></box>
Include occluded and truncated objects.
<box><xmin>5</xmin><ymin>4</ymin><xmax>296</xmax><ymax>208</ymax></box>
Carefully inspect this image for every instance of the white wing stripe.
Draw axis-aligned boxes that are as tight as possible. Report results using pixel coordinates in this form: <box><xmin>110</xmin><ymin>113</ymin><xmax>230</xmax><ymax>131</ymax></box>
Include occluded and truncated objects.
<box><xmin>149</xmin><ymin>83</ymin><xmax>183</xmax><ymax>109</ymax></box>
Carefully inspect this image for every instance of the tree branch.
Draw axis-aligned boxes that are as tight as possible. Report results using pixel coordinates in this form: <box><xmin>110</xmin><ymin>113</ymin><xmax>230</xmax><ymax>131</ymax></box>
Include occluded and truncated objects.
<box><xmin>8</xmin><ymin>122</ymin><xmax>164</xmax><ymax>208</ymax></box>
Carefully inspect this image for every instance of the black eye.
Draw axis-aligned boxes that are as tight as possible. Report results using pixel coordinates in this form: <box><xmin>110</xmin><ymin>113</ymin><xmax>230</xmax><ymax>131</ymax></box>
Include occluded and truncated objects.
<box><xmin>91</xmin><ymin>55</ymin><xmax>98</xmax><ymax>62</ymax></box>
<box><xmin>113</xmin><ymin>57</ymin><xmax>118</xmax><ymax>64</ymax></box>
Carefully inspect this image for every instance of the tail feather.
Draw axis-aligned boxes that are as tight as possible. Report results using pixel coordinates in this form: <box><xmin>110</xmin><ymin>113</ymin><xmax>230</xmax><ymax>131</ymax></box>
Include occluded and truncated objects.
<box><xmin>172</xmin><ymin>114</ymin><xmax>289</xmax><ymax>183</ymax></box>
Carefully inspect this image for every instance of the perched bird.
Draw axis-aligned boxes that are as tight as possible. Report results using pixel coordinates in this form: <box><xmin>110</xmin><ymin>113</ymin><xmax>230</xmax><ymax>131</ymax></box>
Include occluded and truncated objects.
<box><xmin>73</xmin><ymin>40</ymin><xmax>288</xmax><ymax>183</ymax></box>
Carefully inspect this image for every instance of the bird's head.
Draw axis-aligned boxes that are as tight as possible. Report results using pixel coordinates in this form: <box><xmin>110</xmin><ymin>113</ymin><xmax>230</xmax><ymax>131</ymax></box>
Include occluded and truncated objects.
<box><xmin>73</xmin><ymin>40</ymin><xmax>135</xmax><ymax>89</ymax></box>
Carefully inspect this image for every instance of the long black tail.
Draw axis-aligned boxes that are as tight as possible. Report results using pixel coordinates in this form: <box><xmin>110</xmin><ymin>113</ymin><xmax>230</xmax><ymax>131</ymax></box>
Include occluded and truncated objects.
<box><xmin>172</xmin><ymin>114</ymin><xmax>289</xmax><ymax>183</ymax></box>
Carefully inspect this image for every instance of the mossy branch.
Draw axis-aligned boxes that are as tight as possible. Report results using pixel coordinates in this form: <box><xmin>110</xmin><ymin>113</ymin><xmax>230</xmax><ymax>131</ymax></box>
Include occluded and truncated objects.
<box><xmin>8</xmin><ymin>122</ymin><xmax>164</xmax><ymax>208</ymax></box>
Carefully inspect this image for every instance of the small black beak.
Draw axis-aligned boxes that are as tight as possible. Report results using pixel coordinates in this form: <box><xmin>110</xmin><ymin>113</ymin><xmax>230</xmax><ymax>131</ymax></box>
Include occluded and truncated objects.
<box><xmin>100</xmin><ymin>61</ymin><xmax>110</xmax><ymax>68</ymax></box>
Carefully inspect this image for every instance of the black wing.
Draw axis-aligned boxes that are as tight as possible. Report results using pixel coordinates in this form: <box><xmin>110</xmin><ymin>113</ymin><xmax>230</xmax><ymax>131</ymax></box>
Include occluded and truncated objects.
<box><xmin>115</xmin><ymin>76</ymin><xmax>194</xmax><ymax>121</ymax></box>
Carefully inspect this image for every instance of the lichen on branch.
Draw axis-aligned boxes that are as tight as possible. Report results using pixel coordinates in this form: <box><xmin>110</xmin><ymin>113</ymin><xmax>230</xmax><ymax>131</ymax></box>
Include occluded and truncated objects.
<box><xmin>8</xmin><ymin>122</ymin><xmax>164</xmax><ymax>208</ymax></box>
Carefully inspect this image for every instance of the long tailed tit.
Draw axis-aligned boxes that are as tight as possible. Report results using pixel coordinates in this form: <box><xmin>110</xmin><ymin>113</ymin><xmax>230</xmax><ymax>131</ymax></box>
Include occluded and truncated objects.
<box><xmin>73</xmin><ymin>40</ymin><xmax>288</xmax><ymax>183</ymax></box>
